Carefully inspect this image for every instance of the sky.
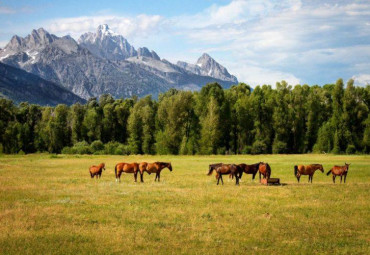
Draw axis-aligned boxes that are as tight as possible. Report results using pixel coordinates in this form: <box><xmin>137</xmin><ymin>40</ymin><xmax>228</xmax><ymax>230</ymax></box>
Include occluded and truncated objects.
<box><xmin>0</xmin><ymin>0</ymin><xmax>369</xmax><ymax>86</ymax></box>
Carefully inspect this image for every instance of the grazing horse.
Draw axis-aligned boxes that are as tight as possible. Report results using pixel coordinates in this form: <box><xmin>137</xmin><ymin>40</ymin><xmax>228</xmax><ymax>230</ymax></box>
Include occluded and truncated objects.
<box><xmin>238</xmin><ymin>162</ymin><xmax>261</xmax><ymax>180</ymax></box>
<box><xmin>258</xmin><ymin>162</ymin><xmax>271</xmax><ymax>182</ymax></box>
<box><xmin>208</xmin><ymin>164</ymin><xmax>243</xmax><ymax>185</ymax></box>
<box><xmin>139</xmin><ymin>162</ymin><xmax>172</xmax><ymax>182</ymax></box>
<box><xmin>89</xmin><ymin>163</ymin><xmax>105</xmax><ymax>179</ymax></box>
<box><xmin>326</xmin><ymin>163</ymin><xmax>350</xmax><ymax>183</ymax></box>
<box><xmin>294</xmin><ymin>164</ymin><xmax>324</xmax><ymax>183</ymax></box>
<box><xmin>115</xmin><ymin>162</ymin><xmax>140</xmax><ymax>183</ymax></box>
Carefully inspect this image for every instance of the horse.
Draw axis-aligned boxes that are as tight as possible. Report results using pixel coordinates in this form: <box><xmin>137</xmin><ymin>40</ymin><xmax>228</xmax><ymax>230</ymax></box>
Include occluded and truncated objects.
<box><xmin>326</xmin><ymin>163</ymin><xmax>350</xmax><ymax>183</ymax></box>
<box><xmin>114</xmin><ymin>162</ymin><xmax>140</xmax><ymax>183</ymax></box>
<box><xmin>294</xmin><ymin>164</ymin><xmax>324</xmax><ymax>183</ymax></box>
<box><xmin>238</xmin><ymin>162</ymin><xmax>261</xmax><ymax>180</ymax></box>
<box><xmin>258</xmin><ymin>162</ymin><xmax>271</xmax><ymax>182</ymax></box>
<box><xmin>139</xmin><ymin>162</ymin><xmax>172</xmax><ymax>182</ymax></box>
<box><xmin>208</xmin><ymin>164</ymin><xmax>243</xmax><ymax>185</ymax></box>
<box><xmin>89</xmin><ymin>163</ymin><xmax>105</xmax><ymax>179</ymax></box>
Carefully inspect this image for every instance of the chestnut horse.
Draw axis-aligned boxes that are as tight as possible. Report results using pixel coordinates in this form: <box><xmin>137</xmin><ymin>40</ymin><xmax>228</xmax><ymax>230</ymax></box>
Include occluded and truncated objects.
<box><xmin>326</xmin><ymin>163</ymin><xmax>350</xmax><ymax>183</ymax></box>
<box><xmin>258</xmin><ymin>162</ymin><xmax>271</xmax><ymax>182</ymax></box>
<box><xmin>208</xmin><ymin>164</ymin><xmax>243</xmax><ymax>185</ymax></box>
<box><xmin>238</xmin><ymin>162</ymin><xmax>261</xmax><ymax>180</ymax></box>
<box><xmin>115</xmin><ymin>162</ymin><xmax>140</xmax><ymax>182</ymax></box>
<box><xmin>139</xmin><ymin>162</ymin><xmax>172</xmax><ymax>182</ymax></box>
<box><xmin>294</xmin><ymin>164</ymin><xmax>324</xmax><ymax>183</ymax></box>
<box><xmin>89</xmin><ymin>163</ymin><xmax>105</xmax><ymax>179</ymax></box>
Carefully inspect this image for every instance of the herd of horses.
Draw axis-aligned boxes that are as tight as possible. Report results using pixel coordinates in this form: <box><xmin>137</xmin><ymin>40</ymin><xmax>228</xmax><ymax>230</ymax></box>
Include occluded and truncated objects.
<box><xmin>89</xmin><ymin>162</ymin><xmax>172</xmax><ymax>182</ymax></box>
<box><xmin>88</xmin><ymin>161</ymin><xmax>351</xmax><ymax>185</ymax></box>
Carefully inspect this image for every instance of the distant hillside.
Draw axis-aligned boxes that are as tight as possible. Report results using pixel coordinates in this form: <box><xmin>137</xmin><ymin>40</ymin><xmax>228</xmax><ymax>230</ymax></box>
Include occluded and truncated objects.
<box><xmin>0</xmin><ymin>62</ymin><xmax>86</xmax><ymax>105</ymax></box>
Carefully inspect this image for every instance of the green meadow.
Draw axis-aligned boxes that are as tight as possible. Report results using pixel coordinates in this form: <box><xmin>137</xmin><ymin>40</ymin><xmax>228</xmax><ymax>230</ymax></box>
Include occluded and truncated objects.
<box><xmin>0</xmin><ymin>154</ymin><xmax>369</xmax><ymax>254</ymax></box>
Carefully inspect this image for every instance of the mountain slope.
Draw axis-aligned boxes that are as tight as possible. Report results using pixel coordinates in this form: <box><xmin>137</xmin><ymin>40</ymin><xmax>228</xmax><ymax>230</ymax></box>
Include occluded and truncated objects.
<box><xmin>0</xmin><ymin>62</ymin><xmax>85</xmax><ymax>105</ymax></box>
<box><xmin>177</xmin><ymin>53</ymin><xmax>238</xmax><ymax>83</ymax></box>
<box><xmin>0</xmin><ymin>25</ymin><xmax>238</xmax><ymax>100</ymax></box>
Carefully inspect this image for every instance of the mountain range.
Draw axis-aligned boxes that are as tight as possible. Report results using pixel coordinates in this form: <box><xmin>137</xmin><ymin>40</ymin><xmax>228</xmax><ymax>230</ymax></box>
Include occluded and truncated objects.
<box><xmin>0</xmin><ymin>24</ymin><xmax>238</xmax><ymax>104</ymax></box>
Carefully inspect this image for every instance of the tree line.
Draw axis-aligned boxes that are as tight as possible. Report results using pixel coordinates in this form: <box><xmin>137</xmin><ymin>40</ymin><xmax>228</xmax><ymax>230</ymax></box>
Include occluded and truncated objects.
<box><xmin>0</xmin><ymin>79</ymin><xmax>369</xmax><ymax>155</ymax></box>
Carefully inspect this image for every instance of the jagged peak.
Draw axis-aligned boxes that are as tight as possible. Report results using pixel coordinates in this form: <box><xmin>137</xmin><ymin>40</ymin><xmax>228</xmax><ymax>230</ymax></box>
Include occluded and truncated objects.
<box><xmin>97</xmin><ymin>24</ymin><xmax>118</xmax><ymax>37</ymax></box>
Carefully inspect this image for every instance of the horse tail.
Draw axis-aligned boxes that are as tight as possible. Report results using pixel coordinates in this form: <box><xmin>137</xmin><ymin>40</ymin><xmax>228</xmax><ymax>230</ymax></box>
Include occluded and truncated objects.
<box><xmin>294</xmin><ymin>165</ymin><xmax>298</xmax><ymax>176</ymax></box>
<box><xmin>115</xmin><ymin>164</ymin><xmax>118</xmax><ymax>178</ymax></box>
<box><xmin>326</xmin><ymin>169</ymin><xmax>332</xmax><ymax>176</ymax></box>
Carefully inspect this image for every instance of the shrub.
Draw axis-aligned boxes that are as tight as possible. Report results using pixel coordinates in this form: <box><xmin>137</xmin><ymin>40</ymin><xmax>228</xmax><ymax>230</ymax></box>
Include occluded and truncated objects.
<box><xmin>62</xmin><ymin>147</ymin><xmax>73</xmax><ymax>154</ymax></box>
<box><xmin>216</xmin><ymin>147</ymin><xmax>226</xmax><ymax>155</ymax></box>
<box><xmin>104</xmin><ymin>141</ymin><xmax>121</xmax><ymax>155</ymax></box>
<box><xmin>90</xmin><ymin>140</ymin><xmax>104</xmax><ymax>153</ymax></box>
<box><xmin>71</xmin><ymin>141</ymin><xmax>92</xmax><ymax>154</ymax></box>
<box><xmin>272</xmin><ymin>141</ymin><xmax>287</xmax><ymax>154</ymax></box>
<box><xmin>346</xmin><ymin>144</ymin><xmax>356</xmax><ymax>154</ymax></box>
<box><xmin>242</xmin><ymin>146</ymin><xmax>252</xmax><ymax>154</ymax></box>
<box><xmin>251</xmin><ymin>140</ymin><xmax>268</xmax><ymax>154</ymax></box>
<box><xmin>18</xmin><ymin>149</ymin><xmax>25</xmax><ymax>155</ymax></box>
<box><xmin>114</xmin><ymin>144</ymin><xmax>128</xmax><ymax>155</ymax></box>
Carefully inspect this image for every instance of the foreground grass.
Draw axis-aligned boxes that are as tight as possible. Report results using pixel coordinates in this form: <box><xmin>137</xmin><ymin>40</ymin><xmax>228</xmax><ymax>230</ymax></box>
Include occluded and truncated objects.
<box><xmin>0</xmin><ymin>154</ymin><xmax>369</xmax><ymax>254</ymax></box>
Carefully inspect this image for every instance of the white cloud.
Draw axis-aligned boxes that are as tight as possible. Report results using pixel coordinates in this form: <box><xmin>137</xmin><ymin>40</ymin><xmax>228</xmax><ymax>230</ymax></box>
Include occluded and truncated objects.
<box><xmin>45</xmin><ymin>14</ymin><xmax>162</xmax><ymax>40</ymax></box>
<box><xmin>353</xmin><ymin>74</ymin><xmax>370</xmax><ymax>86</ymax></box>
<box><xmin>169</xmin><ymin>0</ymin><xmax>370</xmax><ymax>85</ymax></box>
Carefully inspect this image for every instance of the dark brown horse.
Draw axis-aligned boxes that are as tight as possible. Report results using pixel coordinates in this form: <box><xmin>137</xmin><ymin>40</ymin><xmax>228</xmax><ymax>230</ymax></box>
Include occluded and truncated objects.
<box><xmin>89</xmin><ymin>163</ymin><xmax>105</xmax><ymax>179</ymax></box>
<box><xmin>294</xmin><ymin>164</ymin><xmax>324</xmax><ymax>183</ymax></box>
<box><xmin>115</xmin><ymin>162</ymin><xmax>140</xmax><ymax>183</ymax></box>
<box><xmin>139</xmin><ymin>162</ymin><xmax>172</xmax><ymax>182</ymax></box>
<box><xmin>238</xmin><ymin>162</ymin><xmax>261</xmax><ymax>180</ymax></box>
<box><xmin>208</xmin><ymin>164</ymin><xmax>243</xmax><ymax>185</ymax></box>
<box><xmin>258</xmin><ymin>162</ymin><xmax>271</xmax><ymax>182</ymax></box>
<box><xmin>326</xmin><ymin>163</ymin><xmax>350</xmax><ymax>183</ymax></box>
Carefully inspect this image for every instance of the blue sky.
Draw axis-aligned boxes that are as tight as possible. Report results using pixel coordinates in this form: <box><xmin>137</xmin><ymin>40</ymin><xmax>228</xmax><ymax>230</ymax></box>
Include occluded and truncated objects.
<box><xmin>1</xmin><ymin>0</ymin><xmax>370</xmax><ymax>86</ymax></box>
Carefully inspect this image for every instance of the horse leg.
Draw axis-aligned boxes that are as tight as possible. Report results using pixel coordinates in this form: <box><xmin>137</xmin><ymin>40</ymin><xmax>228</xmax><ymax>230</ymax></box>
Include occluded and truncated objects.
<box><xmin>155</xmin><ymin>173</ymin><xmax>158</xmax><ymax>182</ymax></box>
<box><xmin>217</xmin><ymin>175</ymin><xmax>220</xmax><ymax>185</ymax></box>
<box><xmin>140</xmin><ymin>172</ymin><xmax>144</xmax><ymax>183</ymax></box>
<box><xmin>235</xmin><ymin>175</ymin><xmax>239</xmax><ymax>185</ymax></box>
<box><xmin>259</xmin><ymin>172</ymin><xmax>261</xmax><ymax>183</ymax></box>
<box><xmin>344</xmin><ymin>173</ymin><xmax>347</xmax><ymax>183</ymax></box>
<box><xmin>90</xmin><ymin>172</ymin><xmax>93</xmax><ymax>179</ymax></box>
<box><xmin>333</xmin><ymin>175</ymin><xmax>336</xmax><ymax>184</ymax></box>
<box><xmin>252</xmin><ymin>172</ymin><xmax>256</xmax><ymax>181</ymax></box>
<box><xmin>340</xmin><ymin>175</ymin><xmax>343</xmax><ymax>184</ymax></box>
<box><xmin>158</xmin><ymin>172</ymin><xmax>161</xmax><ymax>182</ymax></box>
<box><xmin>311</xmin><ymin>175</ymin><xmax>313</xmax><ymax>183</ymax></box>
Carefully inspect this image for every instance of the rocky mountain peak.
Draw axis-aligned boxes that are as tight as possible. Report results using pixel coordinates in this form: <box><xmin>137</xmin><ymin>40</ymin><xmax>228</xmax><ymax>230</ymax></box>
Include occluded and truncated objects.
<box><xmin>78</xmin><ymin>24</ymin><xmax>137</xmax><ymax>61</ymax></box>
<box><xmin>137</xmin><ymin>47</ymin><xmax>160</xmax><ymax>60</ymax></box>
<box><xmin>96</xmin><ymin>24</ymin><xmax>118</xmax><ymax>37</ymax></box>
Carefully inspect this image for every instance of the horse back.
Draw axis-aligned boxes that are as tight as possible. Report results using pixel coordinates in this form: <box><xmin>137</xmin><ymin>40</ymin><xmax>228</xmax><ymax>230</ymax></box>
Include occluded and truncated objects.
<box><xmin>332</xmin><ymin>165</ymin><xmax>347</xmax><ymax>175</ymax></box>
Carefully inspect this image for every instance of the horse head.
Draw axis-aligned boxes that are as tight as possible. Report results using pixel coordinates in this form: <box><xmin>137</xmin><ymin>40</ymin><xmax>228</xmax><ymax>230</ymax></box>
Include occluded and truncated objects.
<box><xmin>319</xmin><ymin>164</ymin><xmax>324</xmax><ymax>173</ymax></box>
<box><xmin>166</xmin><ymin>162</ymin><xmax>172</xmax><ymax>171</ymax></box>
<box><xmin>345</xmin><ymin>162</ymin><xmax>350</xmax><ymax>171</ymax></box>
<box><xmin>101</xmin><ymin>163</ymin><xmax>106</xmax><ymax>171</ymax></box>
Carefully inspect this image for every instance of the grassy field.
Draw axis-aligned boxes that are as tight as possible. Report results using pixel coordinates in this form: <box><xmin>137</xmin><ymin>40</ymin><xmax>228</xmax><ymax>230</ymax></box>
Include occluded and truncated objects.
<box><xmin>0</xmin><ymin>154</ymin><xmax>369</xmax><ymax>254</ymax></box>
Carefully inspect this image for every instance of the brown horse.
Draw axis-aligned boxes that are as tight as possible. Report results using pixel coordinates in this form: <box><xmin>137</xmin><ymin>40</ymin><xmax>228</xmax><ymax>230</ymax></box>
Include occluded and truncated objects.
<box><xmin>326</xmin><ymin>163</ymin><xmax>350</xmax><ymax>183</ymax></box>
<box><xmin>208</xmin><ymin>164</ymin><xmax>242</xmax><ymax>185</ymax></box>
<box><xmin>238</xmin><ymin>162</ymin><xmax>261</xmax><ymax>180</ymax></box>
<box><xmin>115</xmin><ymin>162</ymin><xmax>140</xmax><ymax>183</ymax></box>
<box><xmin>139</xmin><ymin>162</ymin><xmax>172</xmax><ymax>182</ymax></box>
<box><xmin>294</xmin><ymin>164</ymin><xmax>324</xmax><ymax>183</ymax></box>
<box><xmin>89</xmin><ymin>163</ymin><xmax>105</xmax><ymax>179</ymax></box>
<box><xmin>258</xmin><ymin>162</ymin><xmax>271</xmax><ymax>182</ymax></box>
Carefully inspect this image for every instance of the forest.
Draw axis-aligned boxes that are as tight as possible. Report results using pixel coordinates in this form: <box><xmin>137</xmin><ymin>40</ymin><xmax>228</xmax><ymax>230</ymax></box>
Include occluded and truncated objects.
<box><xmin>0</xmin><ymin>79</ymin><xmax>369</xmax><ymax>155</ymax></box>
